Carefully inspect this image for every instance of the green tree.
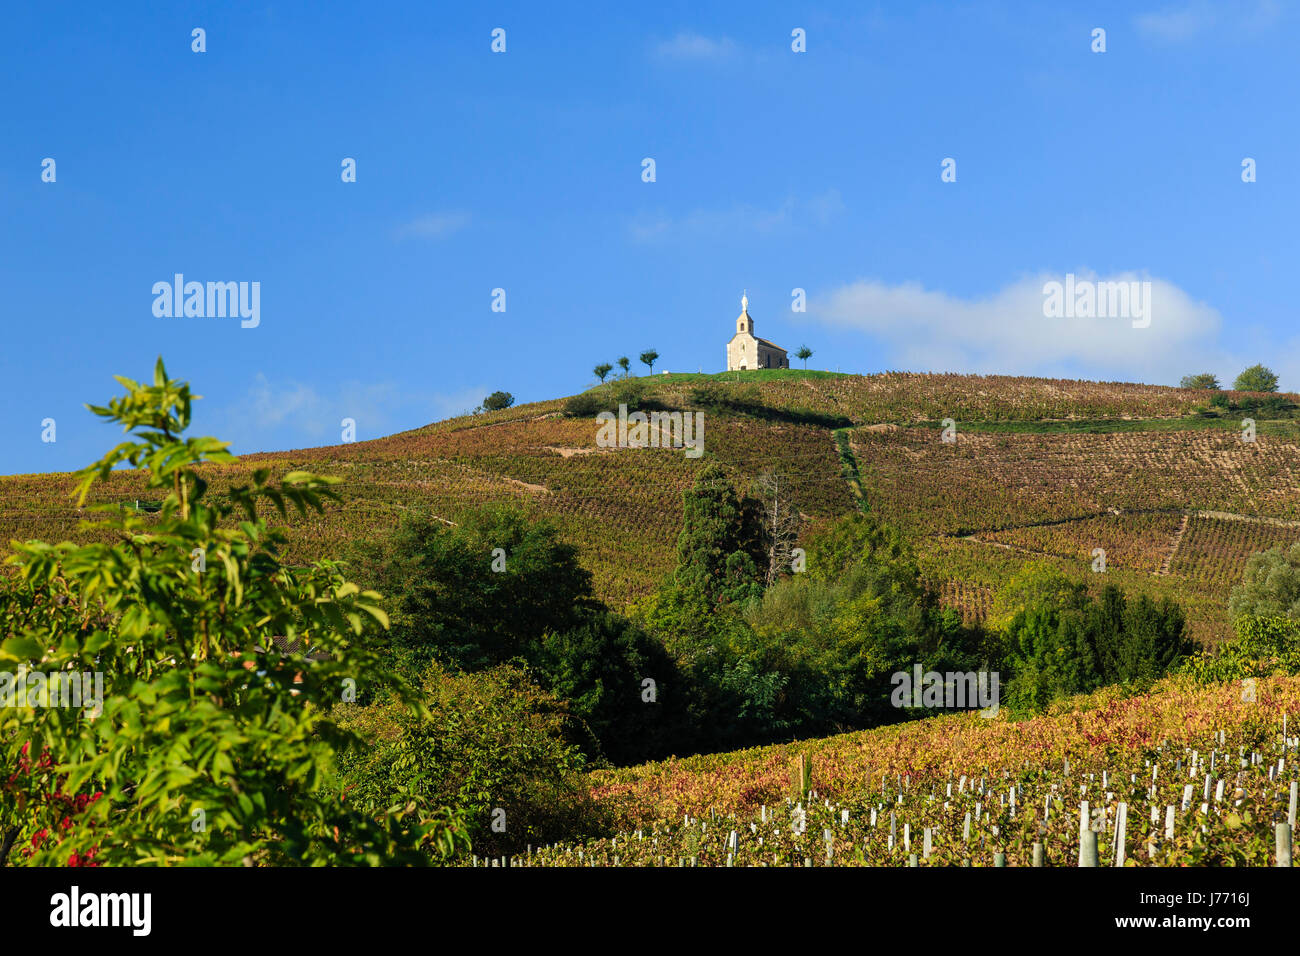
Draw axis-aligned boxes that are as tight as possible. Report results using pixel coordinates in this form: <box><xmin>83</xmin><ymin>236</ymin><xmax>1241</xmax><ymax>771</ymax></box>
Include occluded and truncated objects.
<box><xmin>616</xmin><ymin>356</ymin><xmax>630</xmax><ymax>378</ymax></box>
<box><xmin>987</xmin><ymin>562</ymin><xmax>1085</xmax><ymax>632</ymax></box>
<box><xmin>534</xmin><ymin>612</ymin><xmax>685</xmax><ymax>765</ymax></box>
<box><xmin>481</xmin><ymin>391</ymin><xmax>515</xmax><ymax>412</ymax></box>
<box><xmin>593</xmin><ymin>363</ymin><xmax>613</xmax><ymax>384</ymax></box>
<box><xmin>1233</xmin><ymin>364</ymin><xmax>1279</xmax><ymax>393</ymax></box>
<box><xmin>803</xmin><ymin>511</ymin><xmax>913</xmax><ymax>587</ymax></box>
<box><xmin>796</xmin><ymin>345</ymin><xmax>813</xmax><ymax>369</ymax></box>
<box><xmin>1179</xmin><ymin>372</ymin><xmax>1220</xmax><ymax>390</ymax></box>
<box><xmin>1229</xmin><ymin>543</ymin><xmax>1300</xmax><ymax>622</ymax></box>
<box><xmin>734</xmin><ymin>512</ymin><xmax>988</xmax><ymax>736</ymax></box>
<box><xmin>376</xmin><ymin>506</ymin><xmax>598</xmax><ymax>671</ymax></box>
<box><xmin>1114</xmin><ymin>590</ymin><xmax>1190</xmax><ymax>683</ymax></box>
<box><xmin>0</xmin><ymin>359</ymin><xmax>460</xmax><ymax>866</ymax></box>
<box><xmin>350</xmin><ymin>504</ymin><xmax>688</xmax><ymax>765</ymax></box>
<box><xmin>672</xmin><ymin>464</ymin><xmax>765</xmax><ymax>608</ymax></box>
<box><xmin>639</xmin><ymin>350</ymin><xmax>659</xmax><ymax>375</ymax></box>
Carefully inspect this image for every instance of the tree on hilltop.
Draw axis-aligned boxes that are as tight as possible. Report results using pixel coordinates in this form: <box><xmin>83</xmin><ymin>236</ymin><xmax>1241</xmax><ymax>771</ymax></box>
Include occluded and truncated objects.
<box><xmin>481</xmin><ymin>391</ymin><xmax>515</xmax><ymax>412</ymax></box>
<box><xmin>593</xmin><ymin>363</ymin><xmax>613</xmax><ymax>384</ymax></box>
<box><xmin>1179</xmin><ymin>372</ymin><xmax>1220</xmax><ymax>390</ymax></box>
<box><xmin>639</xmin><ymin>350</ymin><xmax>659</xmax><ymax>375</ymax></box>
<box><xmin>1233</xmin><ymin>365</ymin><xmax>1279</xmax><ymax>393</ymax></box>
<box><xmin>796</xmin><ymin>346</ymin><xmax>813</xmax><ymax>369</ymax></box>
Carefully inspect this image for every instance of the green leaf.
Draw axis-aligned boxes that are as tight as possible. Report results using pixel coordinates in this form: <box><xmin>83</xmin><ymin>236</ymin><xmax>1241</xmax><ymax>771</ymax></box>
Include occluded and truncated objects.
<box><xmin>0</xmin><ymin>636</ymin><xmax>43</xmax><ymax>661</ymax></box>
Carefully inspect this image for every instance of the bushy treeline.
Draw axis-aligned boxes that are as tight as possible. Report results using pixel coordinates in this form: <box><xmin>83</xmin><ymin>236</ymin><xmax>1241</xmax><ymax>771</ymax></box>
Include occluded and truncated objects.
<box><xmin>639</xmin><ymin>466</ymin><xmax>992</xmax><ymax>744</ymax></box>
<box><xmin>343</xmin><ymin>507</ymin><xmax>685</xmax><ymax>769</ymax></box>
<box><xmin>349</xmin><ymin>464</ymin><xmax>1194</xmax><ymax>761</ymax></box>
<box><xmin>990</xmin><ymin>564</ymin><xmax>1192</xmax><ymax>711</ymax></box>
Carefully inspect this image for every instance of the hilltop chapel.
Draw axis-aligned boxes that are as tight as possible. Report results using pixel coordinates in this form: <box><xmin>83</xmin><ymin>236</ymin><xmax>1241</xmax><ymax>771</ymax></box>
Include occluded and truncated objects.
<box><xmin>725</xmin><ymin>292</ymin><xmax>789</xmax><ymax>371</ymax></box>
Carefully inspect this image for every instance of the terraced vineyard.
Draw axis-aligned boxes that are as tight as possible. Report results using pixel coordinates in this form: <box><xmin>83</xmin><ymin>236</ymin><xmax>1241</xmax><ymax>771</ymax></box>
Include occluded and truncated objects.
<box><xmin>1170</xmin><ymin>514</ymin><xmax>1300</xmax><ymax>586</ymax></box>
<box><xmin>851</xmin><ymin>428</ymin><xmax>1300</xmax><ymax>535</ymax></box>
<box><xmin>849</xmin><ymin>423</ymin><xmax>1300</xmax><ymax>644</ymax></box>
<box><xmin>980</xmin><ymin>512</ymin><xmax>1186</xmax><ymax>575</ymax></box>
<box><xmin>503</xmin><ymin>675</ymin><xmax>1300</xmax><ymax>867</ymax></box>
<box><xmin>623</xmin><ymin>370</ymin><xmax>1260</xmax><ymax>424</ymax></box>
<box><xmin>1</xmin><ymin>371</ymin><xmax>1294</xmax><ymax>630</ymax></box>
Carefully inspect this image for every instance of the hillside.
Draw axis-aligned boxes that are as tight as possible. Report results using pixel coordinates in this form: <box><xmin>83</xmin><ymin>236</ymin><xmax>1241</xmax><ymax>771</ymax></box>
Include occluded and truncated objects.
<box><xmin>3</xmin><ymin>370</ymin><xmax>1298</xmax><ymax>644</ymax></box>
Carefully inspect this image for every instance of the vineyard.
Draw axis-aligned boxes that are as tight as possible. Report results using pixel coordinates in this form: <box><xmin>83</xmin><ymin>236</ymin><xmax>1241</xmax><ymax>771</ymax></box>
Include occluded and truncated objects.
<box><xmin>851</xmin><ymin>427</ymin><xmax>1300</xmax><ymax>535</ymax></box>
<box><xmin>1</xmin><ymin>371</ymin><xmax>1294</xmax><ymax>632</ymax></box>
<box><xmin>849</xmin><ymin>424</ymin><xmax>1300</xmax><ymax>644</ymax></box>
<box><xmin>494</xmin><ymin>675</ymin><xmax>1300</xmax><ymax>867</ymax></box>
<box><xmin>0</xmin><ymin>401</ymin><xmax>849</xmax><ymax>607</ymax></box>
<box><xmin>914</xmin><ymin>534</ymin><xmax>1232</xmax><ymax>646</ymax></box>
<box><xmin>1170</xmin><ymin>514</ymin><xmax>1300</xmax><ymax>586</ymax></box>
<box><xmin>979</xmin><ymin>512</ymin><xmax>1187</xmax><ymax>575</ymax></box>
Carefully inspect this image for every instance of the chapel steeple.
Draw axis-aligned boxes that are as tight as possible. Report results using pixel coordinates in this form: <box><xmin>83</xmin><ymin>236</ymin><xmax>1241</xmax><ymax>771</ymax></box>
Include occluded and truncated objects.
<box><xmin>737</xmin><ymin>290</ymin><xmax>752</xmax><ymax>335</ymax></box>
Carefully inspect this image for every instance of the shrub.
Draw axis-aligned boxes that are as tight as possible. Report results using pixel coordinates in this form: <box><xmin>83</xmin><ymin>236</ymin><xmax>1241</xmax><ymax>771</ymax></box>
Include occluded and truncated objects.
<box><xmin>1229</xmin><ymin>543</ymin><xmax>1300</xmax><ymax>623</ymax></box>
<box><xmin>563</xmin><ymin>379</ymin><xmax>656</xmax><ymax>418</ymax></box>
<box><xmin>334</xmin><ymin>663</ymin><xmax>599</xmax><ymax>856</ymax></box>
<box><xmin>1185</xmin><ymin>616</ymin><xmax>1300</xmax><ymax>684</ymax></box>
<box><xmin>562</xmin><ymin>391</ymin><xmax>606</xmax><ymax>418</ymax></box>
<box><xmin>1180</xmin><ymin>373</ymin><xmax>1220</xmax><ymax>390</ymax></box>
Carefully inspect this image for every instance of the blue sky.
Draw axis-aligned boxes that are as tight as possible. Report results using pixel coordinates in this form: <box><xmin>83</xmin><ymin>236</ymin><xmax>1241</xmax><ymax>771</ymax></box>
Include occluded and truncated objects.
<box><xmin>3</xmin><ymin>1</ymin><xmax>1297</xmax><ymax>475</ymax></box>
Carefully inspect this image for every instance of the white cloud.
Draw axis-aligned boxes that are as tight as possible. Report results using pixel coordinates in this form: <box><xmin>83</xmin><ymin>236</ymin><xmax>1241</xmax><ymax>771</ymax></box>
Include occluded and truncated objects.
<box><xmin>212</xmin><ymin>374</ymin><xmax>488</xmax><ymax>451</ymax></box>
<box><xmin>629</xmin><ymin>190</ymin><xmax>844</xmax><ymax>242</ymax></box>
<box><xmin>1135</xmin><ymin>2</ymin><xmax>1216</xmax><ymax>40</ymax></box>
<box><xmin>428</xmin><ymin>386</ymin><xmax>496</xmax><ymax>421</ymax></box>
<box><xmin>1136</xmin><ymin>1</ymin><xmax>1282</xmax><ymax>41</ymax></box>
<box><xmin>244</xmin><ymin>377</ymin><xmax>327</xmax><ymax>429</ymax></box>
<box><xmin>808</xmin><ymin>272</ymin><xmax>1239</xmax><ymax>385</ymax></box>
<box><xmin>394</xmin><ymin>212</ymin><xmax>470</xmax><ymax>241</ymax></box>
<box><xmin>652</xmin><ymin>32</ymin><xmax>738</xmax><ymax>60</ymax></box>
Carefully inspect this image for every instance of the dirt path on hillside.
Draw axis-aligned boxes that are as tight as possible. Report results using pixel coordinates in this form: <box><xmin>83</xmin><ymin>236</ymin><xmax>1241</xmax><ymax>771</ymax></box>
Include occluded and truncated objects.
<box><xmin>941</xmin><ymin>507</ymin><xmax>1300</xmax><ymax>541</ymax></box>
<box><xmin>1155</xmin><ymin>513</ymin><xmax>1190</xmax><ymax>576</ymax></box>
